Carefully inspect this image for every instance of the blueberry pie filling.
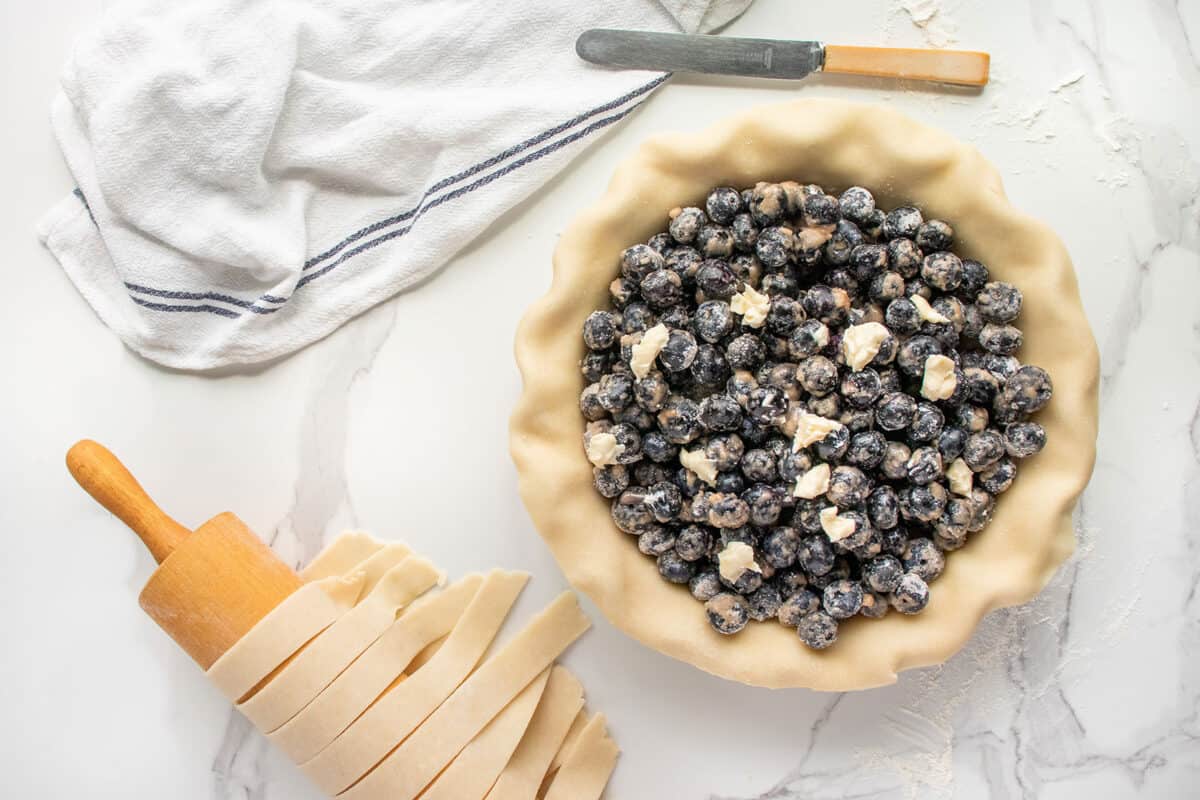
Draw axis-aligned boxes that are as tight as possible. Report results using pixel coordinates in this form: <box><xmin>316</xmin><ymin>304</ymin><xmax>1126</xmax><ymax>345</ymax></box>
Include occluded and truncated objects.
<box><xmin>579</xmin><ymin>182</ymin><xmax>1052</xmax><ymax>649</ymax></box>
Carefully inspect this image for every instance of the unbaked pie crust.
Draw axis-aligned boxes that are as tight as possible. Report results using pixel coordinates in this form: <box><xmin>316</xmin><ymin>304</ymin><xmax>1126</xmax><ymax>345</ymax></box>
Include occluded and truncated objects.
<box><xmin>510</xmin><ymin>98</ymin><xmax>1099</xmax><ymax>690</ymax></box>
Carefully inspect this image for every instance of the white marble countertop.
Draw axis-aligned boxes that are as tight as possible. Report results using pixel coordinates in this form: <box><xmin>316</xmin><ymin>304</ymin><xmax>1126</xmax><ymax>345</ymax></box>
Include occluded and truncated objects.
<box><xmin>2</xmin><ymin>0</ymin><xmax>1197</xmax><ymax>797</ymax></box>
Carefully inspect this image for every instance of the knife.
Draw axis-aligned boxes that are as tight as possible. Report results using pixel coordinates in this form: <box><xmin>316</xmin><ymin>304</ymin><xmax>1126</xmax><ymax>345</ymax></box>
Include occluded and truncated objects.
<box><xmin>576</xmin><ymin>29</ymin><xmax>989</xmax><ymax>87</ymax></box>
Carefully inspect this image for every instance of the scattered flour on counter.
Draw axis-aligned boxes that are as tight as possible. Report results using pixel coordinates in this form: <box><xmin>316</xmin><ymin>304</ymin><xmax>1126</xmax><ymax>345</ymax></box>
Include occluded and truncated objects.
<box><xmin>1051</xmin><ymin>69</ymin><xmax>1086</xmax><ymax>92</ymax></box>
<box><xmin>892</xmin><ymin>0</ymin><xmax>959</xmax><ymax>47</ymax></box>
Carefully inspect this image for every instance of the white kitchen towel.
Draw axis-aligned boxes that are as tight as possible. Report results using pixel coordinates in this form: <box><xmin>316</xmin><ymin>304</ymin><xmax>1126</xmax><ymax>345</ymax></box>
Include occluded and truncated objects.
<box><xmin>38</xmin><ymin>0</ymin><xmax>751</xmax><ymax>370</ymax></box>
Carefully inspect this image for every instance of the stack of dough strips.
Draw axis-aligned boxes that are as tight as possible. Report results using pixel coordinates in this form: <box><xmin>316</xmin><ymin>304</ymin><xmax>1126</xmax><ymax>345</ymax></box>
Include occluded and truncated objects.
<box><xmin>204</xmin><ymin>532</ymin><xmax>619</xmax><ymax>799</ymax></box>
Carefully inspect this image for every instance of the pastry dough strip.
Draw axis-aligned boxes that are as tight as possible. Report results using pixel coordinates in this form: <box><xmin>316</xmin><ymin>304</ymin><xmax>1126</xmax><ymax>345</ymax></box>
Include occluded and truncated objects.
<box><xmin>303</xmin><ymin>570</ymin><xmax>529</xmax><ymax>795</ymax></box>
<box><xmin>300</xmin><ymin>532</ymin><xmax>388</xmax><ymax>581</ymax></box>
<box><xmin>339</xmin><ymin>591</ymin><xmax>591</xmax><ymax>800</ymax></box>
<box><xmin>541</xmin><ymin>714</ymin><xmax>619</xmax><ymax>800</ymax></box>
<box><xmin>239</xmin><ymin>556</ymin><xmax>442</xmax><ymax>732</ymax></box>
<box><xmin>484</xmin><ymin>666</ymin><xmax>584</xmax><ymax>800</ymax></box>
<box><xmin>206</xmin><ymin>573</ymin><xmax>365</xmax><ymax>702</ymax></box>
<box><xmin>270</xmin><ymin>575</ymin><xmax>483</xmax><ymax>764</ymax></box>
<box><xmin>419</xmin><ymin>668</ymin><xmax>552</xmax><ymax>800</ymax></box>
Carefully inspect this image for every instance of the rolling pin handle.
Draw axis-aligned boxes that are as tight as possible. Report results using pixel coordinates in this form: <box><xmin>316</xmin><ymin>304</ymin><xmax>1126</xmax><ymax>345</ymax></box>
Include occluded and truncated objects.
<box><xmin>66</xmin><ymin>439</ymin><xmax>190</xmax><ymax>563</ymax></box>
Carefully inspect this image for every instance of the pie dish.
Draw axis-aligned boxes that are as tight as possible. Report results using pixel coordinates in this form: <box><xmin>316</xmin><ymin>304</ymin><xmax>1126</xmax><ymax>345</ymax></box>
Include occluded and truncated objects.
<box><xmin>509</xmin><ymin>98</ymin><xmax>1098</xmax><ymax>690</ymax></box>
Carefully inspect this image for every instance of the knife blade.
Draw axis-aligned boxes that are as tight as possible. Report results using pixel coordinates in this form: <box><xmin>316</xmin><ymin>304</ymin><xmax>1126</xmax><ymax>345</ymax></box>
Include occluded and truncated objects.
<box><xmin>576</xmin><ymin>29</ymin><xmax>990</xmax><ymax>87</ymax></box>
<box><xmin>577</xmin><ymin>29</ymin><xmax>824</xmax><ymax>80</ymax></box>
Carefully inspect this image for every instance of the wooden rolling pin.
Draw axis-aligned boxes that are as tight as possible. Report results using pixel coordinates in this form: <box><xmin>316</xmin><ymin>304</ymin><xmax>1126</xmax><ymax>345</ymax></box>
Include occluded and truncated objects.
<box><xmin>66</xmin><ymin>440</ymin><xmax>303</xmax><ymax>669</ymax></box>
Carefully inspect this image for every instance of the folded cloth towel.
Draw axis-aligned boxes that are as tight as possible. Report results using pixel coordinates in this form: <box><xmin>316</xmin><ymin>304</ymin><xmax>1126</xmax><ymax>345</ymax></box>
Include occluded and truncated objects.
<box><xmin>38</xmin><ymin>0</ymin><xmax>752</xmax><ymax>370</ymax></box>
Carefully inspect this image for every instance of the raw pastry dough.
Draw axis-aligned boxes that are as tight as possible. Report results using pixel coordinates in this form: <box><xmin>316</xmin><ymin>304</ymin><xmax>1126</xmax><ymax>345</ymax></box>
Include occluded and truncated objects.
<box><xmin>510</xmin><ymin>97</ymin><xmax>1099</xmax><ymax>690</ymax></box>
<box><xmin>548</xmin><ymin>709</ymin><xmax>588</xmax><ymax>774</ymax></box>
<box><xmin>541</xmin><ymin>714</ymin><xmax>619</xmax><ymax>800</ymax></box>
<box><xmin>302</xmin><ymin>570</ymin><xmax>529</xmax><ymax>795</ymax></box>
<box><xmin>207</xmin><ymin>573</ymin><xmax>366</xmax><ymax>702</ymax></box>
<box><xmin>301</xmin><ymin>532</ymin><xmax>386</xmax><ymax>581</ymax></box>
<box><xmin>238</xmin><ymin>556</ymin><xmax>441</xmax><ymax>732</ymax></box>
<box><xmin>419</xmin><ymin>668</ymin><xmax>551</xmax><ymax>800</ymax></box>
<box><xmin>485</xmin><ymin>667</ymin><xmax>584</xmax><ymax>800</ymax></box>
<box><xmin>339</xmin><ymin>591</ymin><xmax>591</xmax><ymax>800</ymax></box>
<box><xmin>270</xmin><ymin>575</ymin><xmax>483</xmax><ymax>763</ymax></box>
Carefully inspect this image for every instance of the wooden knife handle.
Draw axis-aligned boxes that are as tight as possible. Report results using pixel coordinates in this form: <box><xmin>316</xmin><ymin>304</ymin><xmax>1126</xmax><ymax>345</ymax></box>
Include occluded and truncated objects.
<box><xmin>66</xmin><ymin>439</ymin><xmax>190</xmax><ymax>563</ymax></box>
<box><xmin>823</xmin><ymin>45</ymin><xmax>989</xmax><ymax>87</ymax></box>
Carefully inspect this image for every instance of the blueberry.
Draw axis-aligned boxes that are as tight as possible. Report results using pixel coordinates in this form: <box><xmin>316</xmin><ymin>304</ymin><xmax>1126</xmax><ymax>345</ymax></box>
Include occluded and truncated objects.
<box><xmin>967</xmin><ymin>487</ymin><xmax>995</xmax><ymax>532</ymax></box>
<box><xmin>883</xmin><ymin>206</ymin><xmax>923</xmax><ymax>239</ymax></box>
<box><xmin>867</xmin><ymin>486</ymin><xmax>900</xmax><ymax>531</ymax></box>
<box><xmin>878</xmin><ymin>525</ymin><xmax>908</xmax><ymax>556</ymax></box>
<box><xmin>690</xmin><ymin>344</ymin><xmax>730</xmax><ymax>386</ymax></box>
<box><xmin>706</xmin><ymin>186</ymin><xmax>743</xmax><ymax>224</ymax></box>
<box><xmin>668</xmin><ymin>207</ymin><xmax>706</xmax><ymax>244</ymax></box>
<box><xmin>908</xmin><ymin>402</ymin><xmax>945</xmax><ymax>443</ymax></box>
<box><xmin>797</xmin><ymin>611</ymin><xmax>839</xmax><ymax>649</ymax></box>
<box><xmin>915</xmin><ymin>219</ymin><xmax>954</xmax><ymax>251</ymax></box>
<box><xmin>876</xmin><ymin>391</ymin><xmax>917</xmax><ymax>431</ymax></box>
<box><xmin>582</xmin><ymin>310</ymin><xmax>619</xmax><ymax>350</ymax></box>
<box><xmin>902</xmin><ymin>537</ymin><xmax>945</xmax><ymax>581</ymax></box>
<box><xmin>657</xmin><ymin>550</ymin><xmax>696</xmax><ymax>584</ymax></box>
<box><xmin>611</xmin><ymin>488</ymin><xmax>654</xmax><ymax>534</ymax></box>
<box><xmin>706</xmin><ymin>433</ymin><xmax>746</xmax><ymax>471</ymax></box>
<box><xmin>696</xmin><ymin>259</ymin><xmax>738</xmax><ymax>299</ymax></box>
<box><xmin>727</xmin><ymin>333</ymin><xmax>767</xmax><ymax>371</ymax></box>
<box><xmin>633</xmin><ymin>462</ymin><xmax>672</xmax><ymax>486</ymax></box>
<box><xmin>958</xmin><ymin>259</ymin><xmax>990</xmax><ymax>298</ymax></box>
<box><xmin>1005</xmin><ymin>421</ymin><xmax>1047</xmax><ymax>458</ymax></box>
<box><xmin>729</xmin><ymin>254</ymin><xmax>763</xmax><ymax>286</ymax></box>
<box><xmin>633</xmin><ymin>371</ymin><xmax>670</xmax><ymax>412</ymax></box>
<box><xmin>803</xmin><ymin>285</ymin><xmax>851</xmax><ymax>325</ymax></box>
<box><xmin>616</xmin><ymin>405</ymin><xmax>654</xmax><ymax>431</ymax></box>
<box><xmin>899</xmin><ymin>482</ymin><xmax>948</xmax><ymax>523</ymax></box>
<box><xmin>890</xmin><ymin>573</ymin><xmax>930</xmax><ymax>614</ymax></box>
<box><xmin>963</xmin><ymin>429</ymin><xmax>1005</xmax><ymax>470</ymax></box>
<box><xmin>693</xmin><ymin>299</ymin><xmax>734</xmax><ymax>343</ymax></box>
<box><xmin>921</xmin><ymin>251</ymin><xmax>963</xmax><ymax>292</ymax></box>
<box><xmin>761</xmin><ymin>272</ymin><xmax>799</xmax><ymax>297</ymax></box>
<box><xmin>696</xmin><ymin>224</ymin><xmax>735</xmax><ymax>258</ymax></box>
<box><xmin>863</xmin><ymin>554</ymin><xmax>904</xmax><ymax>593</ymax></box>
<box><xmin>761</xmin><ymin>526</ymin><xmax>801</xmax><ymax>568</ymax></box>
<box><xmin>774</xmin><ymin>568</ymin><xmax>809</xmax><ymax>596</ymax></box>
<box><xmin>731</xmin><ymin>212</ymin><xmax>759</xmax><ymax>253</ymax></box>
<box><xmin>746</xmin><ymin>385</ymin><xmax>788</xmax><ymax>425</ymax></box>
<box><xmin>803</xmin><ymin>193</ymin><xmax>841</xmax><ymax>226</ymax></box>
<box><xmin>860</xmin><ymin>591</ymin><xmax>890</xmax><ymax>618</ymax></box>
<box><xmin>840</xmin><ymin>368</ymin><xmax>883</xmax><ymax>409</ymax></box>
<box><xmin>846</xmin><ymin>430</ymin><xmax>888</xmax><ymax>469</ymax></box>
<box><xmin>675</xmin><ymin>524</ymin><xmax>714</xmax><ymax>561</ymax></box>
<box><xmin>869</xmin><ymin>271</ymin><xmax>906</xmax><ymax>303</ymax></box>
<box><xmin>608</xmin><ymin>423</ymin><xmax>643</xmax><ymax>464</ymax></box>
<box><xmin>621</xmin><ymin>302</ymin><xmax>657</xmax><ymax>334</ymax></box>
<box><xmin>756</xmin><ymin>226</ymin><xmax>795</xmax><ymax>268</ymax></box>
<box><xmin>746</xmin><ymin>583</ymin><xmax>783</xmax><ymax>621</ymax></box>
<box><xmin>885</xmin><ymin>297</ymin><xmax>921</xmax><ymax>334</ymax></box>
<box><xmin>795</xmin><ymin>357</ymin><xmax>838</xmax><ymax>398</ymax></box>
<box><xmin>839</xmin><ymin>408</ymin><xmax>875</xmax><ymax>433</ymax></box>
<box><xmin>937</xmin><ymin>427</ymin><xmax>969</xmax><ymax>461</ymax></box>
<box><xmin>789</xmin><ymin>320</ymin><xmax>831</xmax><ymax>360</ymax></box>
<box><xmin>642</xmin><ymin>431</ymin><xmax>677</xmax><ymax>463</ymax></box>
<box><xmin>592</xmin><ymin>465</ymin><xmax>629</xmax><ymax>499</ymax></box>
<box><xmin>640</xmin><ymin>269</ymin><xmax>683</xmax><ymax>309</ymax></box>
<box><xmin>690</xmin><ymin>569</ymin><xmax>722</xmax><ymax>602</ymax></box>
<box><xmin>979</xmin><ymin>458</ymin><xmax>1017</xmax><ymax>494</ymax></box>
<box><xmin>743</xmin><ymin>484</ymin><xmax>784</xmax><ymax>526</ymax></box>
<box><xmin>976</xmin><ymin>281</ymin><xmax>1023</xmax><ymax>323</ymax></box>
<box><xmin>885</xmin><ymin>237</ymin><xmax>922</xmax><ymax>278</ymax></box>
<box><xmin>715</xmin><ymin>470</ymin><xmax>745</xmax><ymax>494</ymax></box>
<box><xmin>797</xmin><ymin>534</ymin><xmax>836</xmax><ymax>576</ymax></box>
<box><xmin>621</xmin><ymin>244</ymin><xmax>665</xmax><ymax>282</ymax></box>
<box><xmin>597</xmin><ymin>372</ymin><xmax>634</xmax><ymax>412</ymax></box>
<box><xmin>581</xmin><ymin>350</ymin><xmax>613</xmax><ymax>383</ymax></box>
<box><xmin>659</xmin><ymin>329</ymin><xmax>699</xmax><ymax>372</ymax></box>
<box><xmin>979</xmin><ymin>323</ymin><xmax>1023</xmax><ymax>355</ymax></box>
<box><xmin>657</xmin><ymin>396</ymin><xmax>703</xmax><ymax>444</ymax></box>
<box><xmin>766</xmin><ymin>296</ymin><xmax>806</xmax><ymax>336</ymax></box>
<box><xmin>778</xmin><ymin>589</ymin><xmax>822</xmax><ymax>627</ymax></box>
<box><xmin>579</xmin><ymin>383</ymin><xmax>607</xmax><ymax>421</ymax></box>
<box><xmin>825</xmin><ymin>466</ymin><xmax>869</xmax><ymax>508</ymax></box>
<box><xmin>825</xmin><ymin>219</ymin><xmax>865</xmax><ymax>266</ymax></box>
<box><xmin>706</xmin><ymin>592</ymin><xmax>751</xmax><ymax>634</ymax></box>
<box><xmin>897</xmin><ymin>335</ymin><xmax>943</xmax><ymax>377</ymax></box>
<box><xmin>609</xmin><ymin>277</ymin><xmax>638</xmax><ymax>309</ymax></box>
<box><xmin>638</xmin><ymin>526</ymin><xmax>676</xmax><ymax>556</ymax></box>
<box><xmin>822</xmin><ymin>579</ymin><xmax>864</xmax><ymax>619</ymax></box>
<box><xmin>647</xmin><ymin>232</ymin><xmax>674</xmax><ymax>255</ymax></box>
<box><xmin>750</xmin><ymin>183</ymin><xmax>788</xmax><ymax>226</ymax></box>
<box><xmin>954</xmin><ymin>404</ymin><xmax>990</xmax><ymax>433</ymax></box>
<box><xmin>838</xmin><ymin>186</ymin><xmax>876</xmax><ymax>225</ymax></box>
<box><xmin>807</xmin><ymin>392</ymin><xmax>841</xmax><ymax>419</ymax></box>
<box><xmin>906</xmin><ymin>447</ymin><xmax>944</xmax><ymax>485</ymax></box>
<box><xmin>665</xmin><ymin>246</ymin><xmax>703</xmax><ymax>285</ymax></box>
<box><xmin>644</xmin><ymin>481</ymin><xmax>683</xmax><ymax>523</ymax></box>
<box><xmin>813</xmin><ymin>424</ymin><xmax>851</xmax><ymax>461</ymax></box>
<box><xmin>959</xmin><ymin>367</ymin><xmax>1000</xmax><ymax>405</ymax></box>
<box><xmin>861</xmin><ymin>208</ymin><xmax>887</xmax><ymax>239</ymax></box>
<box><xmin>707</xmin><ymin>492</ymin><xmax>751</xmax><ymax>528</ymax></box>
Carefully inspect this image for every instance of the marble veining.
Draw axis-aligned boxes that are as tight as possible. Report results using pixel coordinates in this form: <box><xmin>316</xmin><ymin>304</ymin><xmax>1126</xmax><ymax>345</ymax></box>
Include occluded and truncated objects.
<box><xmin>2</xmin><ymin>0</ymin><xmax>1197</xmax><ymax>798</ymax></box>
